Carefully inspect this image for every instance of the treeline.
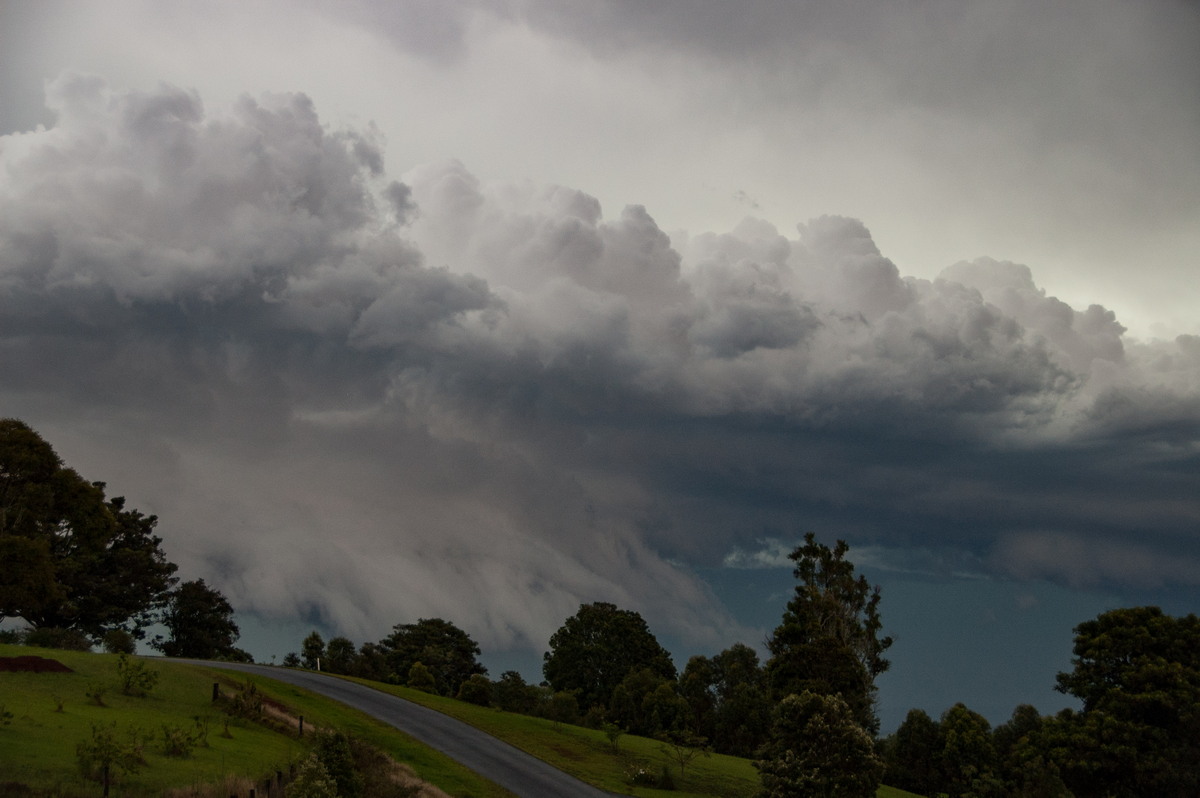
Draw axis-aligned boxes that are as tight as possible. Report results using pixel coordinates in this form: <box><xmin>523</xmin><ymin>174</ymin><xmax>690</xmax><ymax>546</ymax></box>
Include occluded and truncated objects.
<box><xmin>881</xmin><ymin>606</ymin><xmax>1200</xmax><ymax>798</ymax></box>
<box><xmin>0</xmin><ymin>418</ymin><xmax>248</xmax><ymax>660</ymax></box>
<box><xmin>287</xmin><ymin>533</ymin><xmax>897</xmax><ymax>796</ymax></box>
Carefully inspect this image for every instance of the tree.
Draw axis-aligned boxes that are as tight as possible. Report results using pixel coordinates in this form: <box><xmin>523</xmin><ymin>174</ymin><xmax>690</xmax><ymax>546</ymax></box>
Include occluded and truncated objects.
<box><xmin>0</xmin><ymin>419</ymin><xmax>177</xmax><ymax>639</ymax></box>
<box><xmin>382</xmin><ymin>618</ymin><xmax>486</xmax><ymax>696</ymax></box>
<box><xmin>324</xmin><ymin>636</ymin><xmax>358</xmax><ymax>674</ymax></box>
<box><xmin>937</xmin><ymin>703</ymin><xmax>998</xmax><ymax>798</ymax></box>
<box><xmin>1051</xmin><ymin>606</ymin><xmax>1200</xmax><ymax>797</ymax></box>
<box><xmin>302</xmin><ymin>630</ymin><xmax>326</xmax><ymax>670</ymax></box>
<box><xmin>765</xmin><ymin>533</ymin><xmax>891</xmax><ymax>734</ymax></box>
<box><xmin>883</xmin><ymin>708</ymin><xmax>941</xmax><ymax>796</ymax></box>
<box><xmin>756</xmin><ymin>691</ymin><xmax>884</xmax><ymax>798</ymax></box>
<box><xmin>457</xmin><ymin>673</ymin><xmax>493</xmax><ymax>706</ymax></box>
<box><xmin>493</xmin><ymin>670</ymin><xmax>539</xmax><ymax>714</ymax></box>
<box><xmin>153</xmin><ymin>579</ymin><xmax>246</xmax><ymax>660</ymax></box>
<box><xmin>543</xmin><ymin>602</ymin><xmax>677</xmax><ymax>713</ymax></box>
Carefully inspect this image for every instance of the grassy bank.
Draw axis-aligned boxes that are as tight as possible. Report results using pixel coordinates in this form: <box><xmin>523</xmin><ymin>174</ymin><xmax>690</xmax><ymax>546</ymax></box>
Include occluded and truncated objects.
<box><xmin>0</xmin><ymin>644</ymin><xmax>512</xmax><ymax>797</ymax></box>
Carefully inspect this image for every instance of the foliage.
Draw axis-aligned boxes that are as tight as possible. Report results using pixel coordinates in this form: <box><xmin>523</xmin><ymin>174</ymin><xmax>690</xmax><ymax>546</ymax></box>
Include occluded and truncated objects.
<box><xmin>160</xmin><ymin>721</ymin><xmax>205</xmax><ymax>757</ymax></box>
<box><xmin>456</xmin><ymin>673</ymin><xmax>493</xmax><ymax>706</ymax></box>
<box><xmin>883</xmin><ymin>708</ymin><xmax>941</xmax><ymax>796</ymax></box>
<box><xmin>543</xmin><ymin>601</ymin><xmax>677</xmax><ymax>713</ymax></box>
<box><xmin>22</xmin><ymin>625</ymin><xmax>92</xmax><ymax>651</ymax></box>
<box><xmin>602</xmin><ymin>721</ymin><xmax>624</xmax><ymax>753</ymax></box>
<box><xmin>324</xmin><ymin>635</ymin><xmax>358</xmax><ymax>674</ymax></box>
<box><xmin>0</xmin><ymin>704</ymin><xmax>12</xmax><ymax>725</ymax></box>
<box><xmin>75</xmin><ymin>723</ymin><xmax>147</xmax><ymax>786</ymax></box>
<box><xmin>659</xmin><ymin>730</ymin><xmax>711</xmax><ymax>781</ymax></box>
<box><xmin>681</xmin><ymin>643</ymin><xmax>772</xmax><ymax>758</ymax></box>
<box><xmin>226</xmin><ymin>679</ymin><xmax>265</xmax><ymax>720</ymax></box>
<box><xmin>1050</xmin><ymin>606</ymin><xmax>1200</xmax><ymax>797</ymax></box>
<box><xmin>756</xmin><ymin>691</ymin><xmax>884</xmax><ymax>798</ymax></box>
<box><xmin>382</xmin><ymin>617</ymin><xmax>486</xmax><ymax>697</ymax></box>
<box><xmin>302</xmin><ymin>630</ymin><xmax>326</xmax><ymax>670</ymax></box>
<box><xmin>937</xmin><ymin>703</ymin><xmax>998</xmax><ymax>797</ymax></box>
<box><xmin>153</xmin><ymin>578</ymin><xmax>242</xmax><ymax>659</ymax></box>
<box><xmin>288</xmin><ymin>754</ymin><xmax>339</xmax><ymax>798</ymax></box>
<box><xmin>0</xmin><ymin>419</ymin><xmax>178</xmax><ymax>639</ymax></box>
<box><xmin>86</xmin><ymin>682</ymin><xmax>109</xmax><ymax>707</ymax></box>
<box><xmin>544</xmin><ymin>690</ymin><xmax>581</xmax><ymax>727</ymax></box>
<box><xmin>765</xmin><ymin>533</ymin><xmax>892</xmax><ymax>734</ymax></box>
<box><xmin>103</xmin><ymin>628</ymin><xmax>137</xmax><ymax>654</ymax></box>
<box><xmin>493</xmin><ymin>670</ymin><xmax>540</xmax><ymax>714</ymax></box>
<box><xmin>116</xmin><ymin>653</ymin><xmax>160</xmax><ymax>697</ymax></box>
<box><xmin>406</xmin><ymin>661</ymin><xmax>437</xmax><ymax>693</ymax></box>
<box><xmin>313</xmin><ymin>730</ymin><xmax>365</xmax><ymax>798</ymax></box>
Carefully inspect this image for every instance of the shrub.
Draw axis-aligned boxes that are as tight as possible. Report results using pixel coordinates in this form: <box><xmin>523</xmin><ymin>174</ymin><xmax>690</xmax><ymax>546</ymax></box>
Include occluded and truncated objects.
<box><xmin>102</xmin><ymin>629</ymin><xmax>136</xmax><ymax>655</ymax></box>
<box><xmin>456</xmin><ymin>674</ymin><xmax>493</xmax><ymax>706</ymax></box>
<box><xmin>226</xmin><ymin>680</ymin><xmax>264</xmax><ymax>720</ymax></box>
<box><xmin>116</xmin><ymin>653</ymin><xmax>159</xmax><ymax>696</ymax></box>
<box><xmin>161</xmin><ymin>723</ymin><xmax>204</xmax><ymax>758</ymax></box>
<box><xmin>76</xmin><ymin>724</ymin><xmax>146</xmax><ymax>786</ymax></box>
<box><xmin>314</xmin><ymin>731</ymin><xmax>364</xmax><ymax>798</ymax></box>
<box><xmin>24</xmin><ymin>626</ymin><xmax>92</xmax><ymax>651</ymax></box>
<box><xmin>406</xmin><ymin>662</ymin><xmax>436</xmax><ymax>693</ymax></box>
<box><xmin>287</xmin><ymin>755</ymin><xmax>338</xmax><ymax>798</ymax></box>
<box><xmin>0</xmin><ymin>704</ymin><xmax>12</xmax><ymax>726</ymax></box>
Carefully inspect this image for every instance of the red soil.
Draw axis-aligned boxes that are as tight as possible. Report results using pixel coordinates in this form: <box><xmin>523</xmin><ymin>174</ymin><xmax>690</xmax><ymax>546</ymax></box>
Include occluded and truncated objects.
<box><xmin>0</xmin><ymin>655</ymin><xmax>74</xmax><ymax>673</ymax></box>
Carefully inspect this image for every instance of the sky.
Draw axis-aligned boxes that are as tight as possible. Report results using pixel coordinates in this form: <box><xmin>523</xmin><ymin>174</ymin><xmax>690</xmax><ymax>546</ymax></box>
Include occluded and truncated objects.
<box><xmin>1</xmin><ymin>0</ymin><xmax>1198</xmax><ymax>732</ymax></box>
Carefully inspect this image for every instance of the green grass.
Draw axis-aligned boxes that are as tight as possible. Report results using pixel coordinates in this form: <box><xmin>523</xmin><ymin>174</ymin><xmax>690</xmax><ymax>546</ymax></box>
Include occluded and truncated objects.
<box><xmin>0</xmin><ymin>644</ymin><xmax>514</xmax><ymax>797</ymax></box>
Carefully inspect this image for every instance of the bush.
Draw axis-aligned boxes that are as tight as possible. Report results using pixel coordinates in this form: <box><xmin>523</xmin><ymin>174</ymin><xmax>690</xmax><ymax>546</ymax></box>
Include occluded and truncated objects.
<box><xmin>406</xmin><ymin>662</ymin><xmax>436</xmax><ymax>693</ymax></box>
<box><xmin>456</xmin><ymin>674</ymin><xmax>493</xmax><ymax>706</ymax></box>
<box><xmin>287</xmin><ymin>755</ymin><xmax>339</xmax><ymax>798</ymax></box>
<box><xmin>86</xmin><ymin>683</ymin><xmax>109</xmax><ymax>707</ymax></box>
<box><xmin>226</xmin><ymin>680</ymin><xmax>264</xmax><ymax>720</ymax></box>
<box><xmin>0</xmin><ymin>705</ymin><xmax>13</xmax><ymax>726</ymax></box>
<box><xmin>76</xmin><ymin>724</ymin><xmax>146</xmax><ymax>786</ymax></box>
<box><xmin>102</xmin><ymin>629</ymin><xmax>136</xmax><ymax>655</ymax></box>
<box><xmin>24</xmin><ymin>627</ymin><xmax>92</xmax><ymax>651</ymax></box>
<box><xmin>116</xmin><ymin>653</ymin><xmax>159</xmax><ymax>696</ymax></box>
<box><xmin>160</xmin><ymin>723</ymin><xmax>203</xmax><ymax>757</ymax></box>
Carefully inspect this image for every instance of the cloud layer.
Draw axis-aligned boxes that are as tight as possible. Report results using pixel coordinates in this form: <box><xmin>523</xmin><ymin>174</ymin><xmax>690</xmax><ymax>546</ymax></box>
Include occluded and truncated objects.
<box><xmin>2</xmin><ymin>77</ymin><xmax>1198</xmax><ymax>655</ymax></box>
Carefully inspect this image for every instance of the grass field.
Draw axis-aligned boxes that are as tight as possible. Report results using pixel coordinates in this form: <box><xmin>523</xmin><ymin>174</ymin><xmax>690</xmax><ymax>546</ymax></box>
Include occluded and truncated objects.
<box><xmin>0</xmin><ymin>644</ymin><xmax>513</xmax><ymax>797</ymax></box>
<box><xmin>0</xmin><ymin>644</ymin><xmax>923</xmax><ymax>797</ymax></box>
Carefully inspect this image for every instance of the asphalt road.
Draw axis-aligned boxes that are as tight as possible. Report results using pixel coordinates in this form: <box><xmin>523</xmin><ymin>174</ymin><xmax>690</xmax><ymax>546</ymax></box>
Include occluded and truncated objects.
<box><xmin>183</xmin><ymin>661</ymin><xmax>617</xmax><ymax>798</ymax></box>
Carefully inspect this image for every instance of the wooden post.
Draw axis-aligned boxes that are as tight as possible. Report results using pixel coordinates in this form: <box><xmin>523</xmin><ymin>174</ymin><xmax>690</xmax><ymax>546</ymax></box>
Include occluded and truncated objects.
<box><xmin>298</xmin><ymin>715</ymin><xmax>304</xmax><ymax>736</ymax></box>
<box><xmin>212</xmin><ymin>682</ymin><xmax>220</xmax><ymax>702</ymax></box>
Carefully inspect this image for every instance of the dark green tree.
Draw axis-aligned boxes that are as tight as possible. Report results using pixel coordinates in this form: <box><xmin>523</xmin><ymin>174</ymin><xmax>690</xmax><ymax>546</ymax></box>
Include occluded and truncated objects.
<box><xmin>938</xmin><ymin>703</ymin><xmax>999</xmax><ymax>798</ymax></box>
<box><xmin>765</xmin><ymin>533</ymin><xmax>891</xmax><ymax>734</ymax></box>
<box><xmin>324</xmin><ymin>636</ymin><xmax>357</xmax><ymax>674</ymax></box>
<box><xmin>756</xmin><ymin>691</ymin><xmax>884</xmax><ymax>798</ymax></box>
<box><xmin>0</xmin><ymin>419</ymin><xmax>177</xmax><ymax>639</ymax></box>
<box><xmin>1051</xmin><ymin>606</ymin><xmax>1200</xmax><ymax>797</ymax></box>
<box><xmin>493</xmin><ymin>670</ymin><xmax>539</xmax><ymax>714</ymax></box>
<box><xmin>302</xmin><ymin>630</ymin><xmax>326</xmax><ymax>670</ymax></box>
<box><xmin>382</xmin><ymin>618</ymin><xmax>486</xmax><ymax>696</ymax></box>
<box><xmin>680</xmin><ymin>643</ymin><xmax>771</xmax><ymax>757</ymax></box>
<box><xmin>457</xmin><ymin>673</ymin><xmax>493</xmax><ymax>706</ymax></box>
<box><xmin>542</xmin><ymin>602</ymin><xmax>677</xmax><ymax>713</ymax></box>
<box><xmin>883</xmin><ymin>708</ymin><xmax>941</xmax><ymax>796</ymax></box>
<box><xmin>153</xmin><ymin>579</ymin><xmax>247</xmax><ymax>660</ymax></box>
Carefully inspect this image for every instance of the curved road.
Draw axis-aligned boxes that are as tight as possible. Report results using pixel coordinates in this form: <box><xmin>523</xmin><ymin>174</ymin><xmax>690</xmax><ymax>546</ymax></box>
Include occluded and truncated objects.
<box><xmin>183</xmin><ymin>661</ymin><xmax>616</xmax><ymax>798</ymax></box>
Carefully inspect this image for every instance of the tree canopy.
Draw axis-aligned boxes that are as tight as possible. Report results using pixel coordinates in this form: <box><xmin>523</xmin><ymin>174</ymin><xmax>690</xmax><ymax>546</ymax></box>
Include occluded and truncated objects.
<box><xmin>381</xmin><ymin>617</ymin><xmax>486</xmax><ymax>696</ymax></box>
<box><xmin>153</xmin><ymin>578</ymin><xmax>247</xmax><ymax>660</ymax></box>
<box><xmin>542</xmin><ymin>601</ymin><xmax>677</xmax><ymax>713</ymax></box>
<box><xmin>0</xmin><ymin>418</ymin><xmax>177</xmax><ymax>639</ymax></box>
<box><xmin>765</xmin><ymin>533</ymin><xmax>891</xmax><ymax>734</ymax></box>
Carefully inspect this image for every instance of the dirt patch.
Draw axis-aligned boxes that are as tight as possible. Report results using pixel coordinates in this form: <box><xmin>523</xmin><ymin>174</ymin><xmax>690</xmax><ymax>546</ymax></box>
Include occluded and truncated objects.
<box><xmin>0</xmin><ymin>655</ymin><xmax>74</xmax><ymax>673</ymax></box>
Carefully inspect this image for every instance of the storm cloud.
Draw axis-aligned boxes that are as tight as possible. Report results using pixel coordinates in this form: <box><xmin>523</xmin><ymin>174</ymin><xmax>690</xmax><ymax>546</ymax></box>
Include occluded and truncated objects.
<box><xmin>2</xmin><ymin>76</ymin><xmax>1197</xmax><ymax>663</ymax></box>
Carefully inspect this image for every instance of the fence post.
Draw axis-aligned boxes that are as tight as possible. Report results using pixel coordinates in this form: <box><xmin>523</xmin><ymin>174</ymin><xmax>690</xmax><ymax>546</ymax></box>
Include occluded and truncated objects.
<box><xmin>212</xmin><ymin>682</ymin><xmax>220</xmax><ymax>702</ymax></box>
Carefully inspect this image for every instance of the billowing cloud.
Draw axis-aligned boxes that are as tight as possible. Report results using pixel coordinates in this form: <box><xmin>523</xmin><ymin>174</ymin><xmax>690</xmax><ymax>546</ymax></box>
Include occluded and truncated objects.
<box><xmin>2</xmin><ymin>78</ymin><xmax>1198</xmax><ymax>661</ymax></box>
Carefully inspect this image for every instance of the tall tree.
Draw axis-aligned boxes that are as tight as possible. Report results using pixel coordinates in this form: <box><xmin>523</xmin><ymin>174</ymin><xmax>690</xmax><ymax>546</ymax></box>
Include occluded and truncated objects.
<box><xmin>0</xmin><ymin>419</ymin><xmax>177</xmax><ymax>638</ymax></box>
<box><xmin>1052</xmin><ymin>606</ymin><xmax>1200</xmax><ymax>797</ymax></box>
<box><xmin>765</xmin><ymin>532</ymin><xmax>891</xmax><ymax>733</ymax></box>
<box><xmin>883</xmin><ymin>708</ymin><xmax>941</xmax><ymax>797</ymax></box>
<box><xmin>302</xmin><ymin>630</ymin><xmax>326</xmax><ymax>670</ymax></box>
<box><xmin>542</xmin><ymin>601</ymin><xmax>676</xmax><ymax>713</ymax></box>
<box><xmin>154</xmin><ymin>578</ymin><xmax>247</xmax><ymax>660</ymax></box>
<box><xmin>381</xmin><ymin>618</ymin><xmax>486</xmax><ymax>696</ymax></box>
